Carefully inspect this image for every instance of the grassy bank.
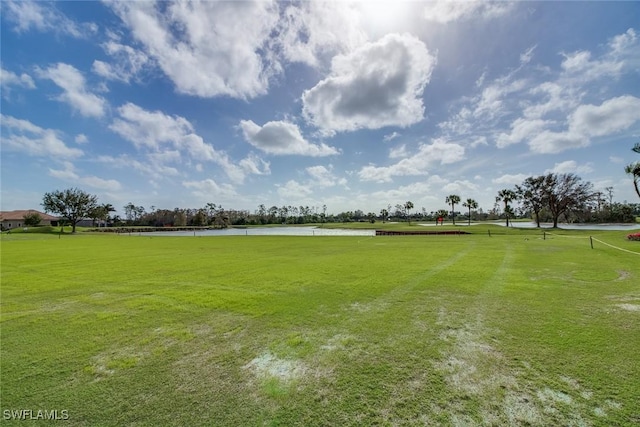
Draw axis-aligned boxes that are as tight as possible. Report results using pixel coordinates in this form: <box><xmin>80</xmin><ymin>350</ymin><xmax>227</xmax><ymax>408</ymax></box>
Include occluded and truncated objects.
<box><xmin>1</xmin><ymin>230</ymin><xmax>638</xmax><ymax>425</ymax></box>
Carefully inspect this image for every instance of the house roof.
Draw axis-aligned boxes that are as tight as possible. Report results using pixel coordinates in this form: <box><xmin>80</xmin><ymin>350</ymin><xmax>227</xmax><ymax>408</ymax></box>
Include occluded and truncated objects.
<box><xmin>0</xmin><ymin>210</ymin><xmax>59</xmax><ymax>221</ymax></box>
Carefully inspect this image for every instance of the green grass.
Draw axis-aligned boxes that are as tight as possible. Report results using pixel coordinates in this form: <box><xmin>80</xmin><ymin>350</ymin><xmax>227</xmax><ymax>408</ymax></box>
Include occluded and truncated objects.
<box><xmin>1</xmin><ymin>229</ymin><xmax>639</xmax><ymax>426</ymax></box>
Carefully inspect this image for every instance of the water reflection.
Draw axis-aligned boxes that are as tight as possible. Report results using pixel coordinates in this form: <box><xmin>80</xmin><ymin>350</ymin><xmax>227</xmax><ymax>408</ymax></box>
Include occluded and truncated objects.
<box><xmin>141</xmin><ymin>227</ymin><xmax>376</xmax><ymax>237</ymax></box>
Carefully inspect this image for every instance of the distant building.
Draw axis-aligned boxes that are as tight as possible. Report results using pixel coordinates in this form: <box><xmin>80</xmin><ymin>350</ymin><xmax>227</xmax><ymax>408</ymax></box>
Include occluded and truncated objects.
<box><xmin>0</xmin><ymin>210</ymin><xmax>60</xmax><ymax>230</ymax></box>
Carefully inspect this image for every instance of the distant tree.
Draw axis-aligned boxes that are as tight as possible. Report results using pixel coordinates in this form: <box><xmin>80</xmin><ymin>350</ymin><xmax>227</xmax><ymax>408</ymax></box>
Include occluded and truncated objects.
<box><xmin>541</xmin><ymin>173</ymin><xmax>594</xmax><ymax>228</ymax></box>
<box><xmin>496</xmin><ymin>189</ymin><xmax>518</xmax><ymax>226</ymax></box>
<box><xmin>23</xmin><ymin>211</ymin><xmax>42</xmax><ymax>227</ymax></box>
<box><xmin>625</xmin><ymin>142</ymin><xmax>640</xmax><ymax>199</ymax></box>
<box><xmin>89</xmin><ymin>203</ymin><xmax>115</xmax><ymax>227</ymax></box>
<box><xmin>404</xmin><ymin>201</ymin><xmax>414</xmax><ymax>224</ymax></box>
<box><xmin>380</xmin><ymin>208</ymin><xmax>389</xmax><ymax>223</ymax></box>
<box><xmin>516</xmin><ymin>177</ymin><xmax>546</xmax><ymax>227</ymax></box>
<box><xmin>42</xmin><ymin>188</ymin><xmax>98</xmax><ymax>233</ymax></box>
<box><xmin>462</xmin><ymin>198</ymin><xmax>478</xmax><ymax>226</ymax></box>
<box><xmin>445</xmin><ymin>194</ymin><xmax>461</xmax><ymax>225</ymax></box>
<box><xmin>436</xmin><ymin>209</ymin><xmax>449</xmax><ymax>223</ymax></box>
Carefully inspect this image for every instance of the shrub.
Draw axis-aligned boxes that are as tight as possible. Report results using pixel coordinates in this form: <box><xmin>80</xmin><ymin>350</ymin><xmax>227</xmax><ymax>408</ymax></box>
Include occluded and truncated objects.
<box><xmin>627</xmin><ymin>232</ymin><xmax>640</xmax><ymax>241</ymax></box>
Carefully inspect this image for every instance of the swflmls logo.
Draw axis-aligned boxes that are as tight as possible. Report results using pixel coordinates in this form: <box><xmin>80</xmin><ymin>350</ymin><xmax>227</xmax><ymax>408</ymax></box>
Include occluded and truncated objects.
<box><xmin>3</xmin><ymin>409</ymin><xmax>69</xmax><ymax>420</ymax></box>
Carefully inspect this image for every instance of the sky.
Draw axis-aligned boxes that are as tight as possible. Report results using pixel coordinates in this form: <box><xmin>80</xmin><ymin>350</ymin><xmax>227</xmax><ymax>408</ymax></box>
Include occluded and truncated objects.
<box><xmin>1</xmin><ymin>1</ymin><xmax>640</xmax><ymax>216</ymax></box>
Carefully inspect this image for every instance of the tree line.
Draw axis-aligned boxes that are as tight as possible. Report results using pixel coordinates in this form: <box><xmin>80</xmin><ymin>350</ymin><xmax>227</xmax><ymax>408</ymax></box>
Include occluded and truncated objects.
<box><xmin>39</xmin><ymin>172</ymin><xmax>639</xmax><ymax>233</ymax></box>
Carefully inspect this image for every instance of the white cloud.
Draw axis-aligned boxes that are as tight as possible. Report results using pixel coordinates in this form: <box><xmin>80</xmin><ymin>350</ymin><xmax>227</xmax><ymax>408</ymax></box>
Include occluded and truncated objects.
<box><xmin>75</xmin><ymin>134</ymin><xmax>88</xmax><ymax>144</ymax></box>
<box><xmin>36</xmin><ymin>63</ymin><xmax>107</xmax><ymax>118</ymax></box>
<box><xmin>108</xmin><ymin>1</ymin><xmax>280</xmax><ymax>99</ymax></box>
<box><xmin>492</xmin><ymin>174</ymin><xmax>528</xmax><ymax>186</ymax></box>
<box><xmin>0</xmin><ymin>115</ymin><xmax>83</xmax><ymax>159</ymax></box>
<box><xmin>239</xmin><ymin>153</ymin><xmax>271</xmax><ymax>176</ymax></box>
<box><xmin>520</xmin><ymin>45</ymin><xmax>536</xmax><ymax>65</ymax></box>
<box><xmin>569</xmin><ymin>95</ymin><xmax>640</xmax><ymax>138</ymax></box>
<box><xmin>383</xmin><ymin>132</ymin><xmax>401</xmax><ymax>142</ymax></box>
<box><xmin>273</xmin><ymin>1</ymin><xmax>367</xmax><ymax>67</ymax></box>
<box><xmin>183</xmin><ymin>179</ymin><xmax>238</xmax><ymax>199</ymax></box>
<box><xmin>609</xmin><ymin>28</ymin><xmax>637</xmax><ymax>56</ymax></box>
<box><xmin>239</xmin><ymin>120</ymin><xmax>339</xmax><ymax>157</ymax></box>
<box><xmin>423</xmin><ymin>1</ymin><xmax>514</xmax><ymax>23</ymax></box>
<box><xmin>92</xmin><ymin>40</ymin><xmax>150</xmax><ymax>83</ymax></box>
<box><xmin>389</xmin><ymin>144</ymin><xmax>409</xmax><ymax>159</ymax></box>
<box><xmin>358</xmin><ymin>138</ymin><xmax>465</xmax><ymax>183</ymax></box>
<box><xmin>2</xmin><ymin>0</ymin><xmax>96</xmax><ymax>38</ymax></box>
<box><xmin>528</xmin><ymin>130</ymin><xmax>586</xmax><ymax>154</ymax></box>
<box><xmin>0</xmin><ymin>67</ymin><xmax>35</xmax><ymax>91</ymax></box>
<box><xmin>306</xmin><ymin>165</ymin><xmax>347</xmax><ymax>188</ymax></box>
<box><xmin>529</xmin><ymin>95</ymin><xmax>640</xmax><ymax>154</ymax></box>
<box><xmin>277</xmin><ymin>180</ymin><xmax>313</xmax><ymax>199</ymax></box>
<box><xmin>496</xmin><ymin>118</ymin><xmax>549</xmax><ymax>148</ymax></box>
<box><xmin>302</xmin><ymin>33</ymin><xmax>436</xmax><ymax>134</ymax></box>
<box><xmin>96</xmin><ymin>154</ymin><xmax>180</xmax><ymax>179</ymax></box>
<box><xmin>545</xmin><ymin>160</ymin><xmax>593</xmax><ymax>175</ymax></box>
<box><xmin>110</xmin><ymin>103</ymin><xmax>192</xmax><ymax>150</ymax></box>
<box><xmin>110</xmin><ymin>103</ymin><xmax>256</xmax><ymax>184</ymax></box>
<box><xmin>48</xmin><ymin>161</ymin><xmax>122</xmax><ymax>190</ymax></box>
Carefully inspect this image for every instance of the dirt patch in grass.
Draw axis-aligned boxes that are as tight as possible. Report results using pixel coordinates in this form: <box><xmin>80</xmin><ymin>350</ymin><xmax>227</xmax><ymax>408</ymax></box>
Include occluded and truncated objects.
<box><xmin>244</xmin><ymin>352</ymin><xmax>306</xmax><ymax>382</ymax></box>
<box><xmin>616</xmin><ymin>303</ymin><xmax>640</xmax><ymax>312</ymax></box>
<box><xmin>615</xmin><ymin>270</ymin><xmax>631</xmax><ymax>281</ymax></box>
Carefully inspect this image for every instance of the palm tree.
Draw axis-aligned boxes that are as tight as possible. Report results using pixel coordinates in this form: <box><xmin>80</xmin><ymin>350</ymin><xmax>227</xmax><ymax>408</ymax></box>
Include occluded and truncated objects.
<box><xmin>380</xmin><ymin>208</ymin><xmax>389</xmax><ymax>223</ymax></box>
<box><xmin>404</xmin><ymin>201</ymin><xmax>414</xmax><ymax>224</ymax></box>
<box><xmin>625</xmin><ymin>142</ymin><xmax>640</xmax><ymax>199</ymax></box>
<box><xmin>496</xmin><ymin>189</ymin><xmax>518</xmax><ymax>226</ymax></box>
<box><xmin>462</xmin><ymin>198</ymin><xmax>478</xmax><ymax>226</ymax></box>
<box><xmin>445</xmin><ymin>194</ymin><xmax>461</xmax><ymax>225</ymax></box>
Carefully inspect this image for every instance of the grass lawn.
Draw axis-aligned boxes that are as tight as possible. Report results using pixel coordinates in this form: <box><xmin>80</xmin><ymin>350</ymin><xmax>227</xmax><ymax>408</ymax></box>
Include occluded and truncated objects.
<box><xmin>1</xmin><ymin>227</ymin><xmax>639</xmax><ymax>426</ymax></box>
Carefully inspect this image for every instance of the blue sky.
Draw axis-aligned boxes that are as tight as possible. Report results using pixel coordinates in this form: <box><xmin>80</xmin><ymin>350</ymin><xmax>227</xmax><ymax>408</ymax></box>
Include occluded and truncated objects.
<box><xmin>2</xmin><ymin>1</ymin><xmax>639</xmax><ymax>216</ymax></box>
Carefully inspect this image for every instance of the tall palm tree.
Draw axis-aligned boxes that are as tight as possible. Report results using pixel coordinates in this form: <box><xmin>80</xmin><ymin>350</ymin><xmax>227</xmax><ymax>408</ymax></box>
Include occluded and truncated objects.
<box><xmin>404</xmin><ymin>201</ymin><xmax>414</xmax><ymax>224</ymax></box>
<box><xmin>496</xmin><ymin>189</ymin><xmax>518</xmax><ymax>226</ymax></box>
<box><xmin>445</xmin><ymin>194</ymin><xmax>461</xmax><ymax>225</ymax></box>
<box><xmin>462</xmin><ymin>198</ymin><xmax>478</xmax><ymax>226</ymax></box>
<box><xmin>625</xmin><ymin>142</ymin><xmax>640</xmax><ymax>199</ymax></box>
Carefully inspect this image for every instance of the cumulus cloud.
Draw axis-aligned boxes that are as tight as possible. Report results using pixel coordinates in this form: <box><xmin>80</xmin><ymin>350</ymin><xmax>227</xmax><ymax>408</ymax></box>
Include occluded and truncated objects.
<box><xmin>358</xmin><ymin>138</ymin><xmax>465</xmax><ymax>183</ymax></box>
<box><xmin>569</xmin><ymin>95</ymin><xmax>640</xmax><ymax>138</ymax></box>
<box><xmin>36</xmin><ymin>63</ymin><xmax>107</xmax><ymax>118</ymax></box>
<box><xmin>108</xmin><ymin>1</ymin><xmax>280</xmax><ymax>99</ymax></box>
<box><xmin>110</xmin><ymin>103</ymin><xmax>259</xmax><ymax>183</ymax></box>
<box><xmin>302</xmin><ymin>33</ymin><xmax>436</xmax><ymax>134</ymax></box>
<box><xmin>528</xmin><ymin>95</ymin><xmax>640</xmax><ymax>154</ymax></box>
<box><xmin>0</xmin><ymin>115</ymin><xmax>83</xmax><ymax>159</ymax></box>
<box><xmin>239</xmin><ymin>120</ymin><xmax>339</xmax><ymax>157</ymax></box>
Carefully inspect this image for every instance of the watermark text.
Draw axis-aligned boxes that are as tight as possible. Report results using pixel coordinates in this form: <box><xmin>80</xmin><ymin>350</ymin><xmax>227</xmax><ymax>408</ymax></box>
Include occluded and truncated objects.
<box><xmin>3</xmin><ymin>409</ymin><xmax>69</xmax><ymax>421</ymax></box>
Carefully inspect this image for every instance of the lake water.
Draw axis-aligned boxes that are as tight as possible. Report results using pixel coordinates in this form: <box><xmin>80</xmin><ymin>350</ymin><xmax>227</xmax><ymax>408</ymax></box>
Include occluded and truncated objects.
<box><xmin>140</xmin><ymin>227</ymin><xmax>376</xmax><ymax>237</ymax></box>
